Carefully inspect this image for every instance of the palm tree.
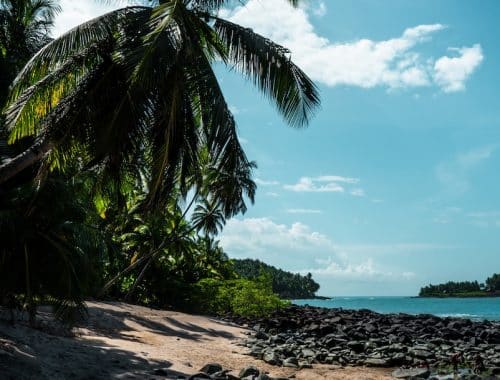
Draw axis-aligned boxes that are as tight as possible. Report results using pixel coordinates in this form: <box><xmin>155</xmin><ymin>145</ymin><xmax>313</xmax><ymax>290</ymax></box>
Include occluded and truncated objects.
<box><xmin>0</xmin><ymin>176</ymin><xmax>107</xmax><ymax>324</ymax></box>
<box><xmin>0</xmin><ymin>0</ymin><xmax>320</xmax><ymax>208</ymax></box>
<box><xmin>0</xmin><ymin>0</ymin><xmax>60</xmax><ymax>106</ymax></box>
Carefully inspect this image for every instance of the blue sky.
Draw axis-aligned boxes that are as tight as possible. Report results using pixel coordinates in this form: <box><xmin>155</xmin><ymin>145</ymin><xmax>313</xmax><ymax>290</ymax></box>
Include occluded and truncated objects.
<box><xmin>55</xmin><ymin>0</ymin><xmax>500</xmax><ymax>296</ymax></box>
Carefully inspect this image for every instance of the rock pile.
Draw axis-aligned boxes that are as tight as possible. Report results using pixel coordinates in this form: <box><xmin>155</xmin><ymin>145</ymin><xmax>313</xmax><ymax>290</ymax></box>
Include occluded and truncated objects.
<box><xmin>224</xmin><ymin>305</ymin><xmax>500</xmax><ymax>375</ymax></box>
<box><xmin>161</xmin><ymin>363</ymin><xmax>286</xmax><ymax>380</ymax></box>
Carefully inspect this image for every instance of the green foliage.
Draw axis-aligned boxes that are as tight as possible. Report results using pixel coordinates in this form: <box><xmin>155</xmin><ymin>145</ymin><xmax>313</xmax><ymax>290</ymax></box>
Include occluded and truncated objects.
<box><xmin>419</xmin><ymin>281</ymin><xmax>481</xmax><ymax>297</ymax></box>
<box><xmin>0</xmin><ymin>0</ymin><xmax>61</xmax><ymax>107</ymax></box>
<box><xmin>0</xmin><ymin>0</ymin><xmax>316</xmax><ymax>326</ymax></box>
<box><xmin>0</xmin><ymin>177</ymin><xmax>107</xmax><ymax>323</ymax></box>
<box><xmin>192</xmin><ymin>275</ymin><xmax>289</xmax><ymax>317</ymax></box>
<box><xmin>419</xmin><ymin>276</ymin><xmax>500</xmax><ymax>297</ymax></box>
<box><xmin>233</xmin><ymin>258</ymin><xmax>320</xmax><ymax>299</ymax></box>
<box><xmin>0</xmin><ymin>0</ymin><xmax>319</xmax><ymax>198</ymax></box>
<box><xmin>485</xmin><ymin>273</ymin><xmax>500</xmax><ymax>291</ymax></box>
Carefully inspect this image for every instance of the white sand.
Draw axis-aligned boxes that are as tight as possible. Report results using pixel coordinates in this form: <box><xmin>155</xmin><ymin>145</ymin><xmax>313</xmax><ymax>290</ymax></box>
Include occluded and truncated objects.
<box><xmin>0</xmin><ymin>301</ymin><xmax>392</xmax><ymax>379</ymax></box>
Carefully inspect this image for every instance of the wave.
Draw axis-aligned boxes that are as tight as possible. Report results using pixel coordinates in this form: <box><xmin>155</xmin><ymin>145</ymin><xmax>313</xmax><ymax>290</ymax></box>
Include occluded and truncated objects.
<box><xmin>436</xmin><ymin>313</ymin><xmax>481</xmax><ymax>319</ymax></box>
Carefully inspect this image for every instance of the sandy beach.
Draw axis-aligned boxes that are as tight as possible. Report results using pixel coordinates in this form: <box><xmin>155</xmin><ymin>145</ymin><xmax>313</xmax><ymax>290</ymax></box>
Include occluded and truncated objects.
<box><xmin>0</xmin><ymin>301</ymin><xmax>392</xmax><ymax>379</ymax></box>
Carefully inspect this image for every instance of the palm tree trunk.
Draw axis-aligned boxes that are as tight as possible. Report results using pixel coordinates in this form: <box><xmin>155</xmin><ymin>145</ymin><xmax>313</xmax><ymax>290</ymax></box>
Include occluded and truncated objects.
<box><xmin>125</xmin><ymin>256</ymin><xmax>154</xmax><ymax>301</ymax></box>
<box><xmin>24</xmin><ymin>244</ymin><xmax>35</xmax><ymax>327</ymax></box>
<box><xmin>0</xmin><ymin>139</ymin><xmax>53</xmax><ymax>185</ymax></box>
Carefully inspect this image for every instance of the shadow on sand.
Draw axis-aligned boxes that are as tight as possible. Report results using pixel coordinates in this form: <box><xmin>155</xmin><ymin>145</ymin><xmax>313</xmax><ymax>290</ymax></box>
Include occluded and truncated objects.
<box><xmin>84</xmin><ymin>302</ymin><xmax>237</xmax><ymax>342</ymax></box>
<box><xmin>0</xmin><ymin>302</ymin><xmax>238</xmax><ymax>379</ymax></box>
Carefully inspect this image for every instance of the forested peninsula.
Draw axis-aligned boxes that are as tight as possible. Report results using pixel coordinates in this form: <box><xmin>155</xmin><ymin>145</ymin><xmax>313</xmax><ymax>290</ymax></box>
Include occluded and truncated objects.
<box><xmin>233</xmin><ymin>259</ymin><xmax>321</xmax><ymax>299</ymax></box>
<box><xmin>419</xmin><ymin>273</ymin><xmax>500</xmax><ymax>297</ymax></box>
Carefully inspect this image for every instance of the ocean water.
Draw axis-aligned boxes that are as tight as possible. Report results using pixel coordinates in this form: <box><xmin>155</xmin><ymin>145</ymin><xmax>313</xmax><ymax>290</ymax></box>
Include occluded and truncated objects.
<box><xmin>293</xmin><ymin>296</ymin><xmax>500</xmax><ymax>321</ymax></box>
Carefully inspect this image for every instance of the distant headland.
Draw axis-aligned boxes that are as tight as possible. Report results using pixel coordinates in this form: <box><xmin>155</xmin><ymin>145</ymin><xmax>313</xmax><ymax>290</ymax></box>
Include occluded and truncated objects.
<box><xmin>419</xmin><ymin>273</ymin><xmax>500</xmax><ymax>297</ymax></box>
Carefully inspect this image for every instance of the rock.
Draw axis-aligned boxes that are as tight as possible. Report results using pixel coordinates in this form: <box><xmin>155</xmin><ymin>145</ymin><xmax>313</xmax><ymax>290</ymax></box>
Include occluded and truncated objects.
<box><xmin>347</xmin><ymin>341</ymin><xmax>365</xmax><ymax>353</ymax></box>
<box><xmin>199</xmin><ymin>363</ymin><xmax>223</xmax><ymax>375</ymax></box>
<box><xmin>410</xmin><ymin>349</ymin><xmax>435</xmax><ymax>359</ymax></box>
<box><xmin>392</xmin><ymin>367</ymin><xmax>431</xmax><ymax>379</ymax></box>
<box><xmin>364</xmin><ymin>323</ymin><xmax>377</xmax><ymax>333</ymax></box>
<box><xmin>363</xmin><ymin>358</ymin><xmax>390</xmax><ymax>367</ymax></box>
<box><xmin>211</xmin><ymin>370</ymin><xmax>238</xmax><ymax>380</ymax></box>
<box><xmin>239</xmin><ymin>366</ymin><xmax>260</xmax><ymax>379</ymax></box>
<box><xmin>255</xmin><ymin>331</ymin><xmax>269</xmax><ymax>340</ymax></box>
<box><xmin>490</xmin><ymin>367</ymin><xmax>500</xmax><ymax>375</ymax></box>
<box><xmin>153</xmin><ymin>368</ymin><xmax>170</xmax><ymax>376</ymax></box>
<box><xmin>255</xmin><ymin>374</ymin><xmax>270</xmax><ymax>380</ymax></box>
<box><xmin>229</xmin><ymin>304</ymin><xmax>500</xmax><ymax>371</ymax></box>
<box><xmin>298</xmin><ymin>359</ymin><xmax>313</xmax><ymax>369</ymax></box>
<box><xmin>263</xmin><ymin>351</ymin><xmax>280</xmax><ymax>365</ymax></box>
<box><xmin>301</xmin><ymin>348</ymin><xmax>316</xmax><ymax>358</ymax></box>
<box><xmin>283</xmin><ymin>357</ymin><xmax>299</xmax><ymax>368</ymax></box>
<box><xmin>188</xmin><ymin>373</ymin><xmax>212</xmax><ymax>380</ymax></box>
<box><xmin>249</xmin><ymin>347</ymin><xmax>263</xmax><ymax>358</ymax></box>
<box><xmin>391</xmin><ymin>352</ymin><xmax>407</xmax><ymax>365</ymax></box>
<box><xmin>442</xmin><ymin>328</ymin><xmax>462</xmax><ymax>340</ymax></box>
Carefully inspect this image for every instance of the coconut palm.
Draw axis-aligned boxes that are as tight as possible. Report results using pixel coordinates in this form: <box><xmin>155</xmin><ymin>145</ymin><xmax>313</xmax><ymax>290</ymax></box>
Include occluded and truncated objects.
<box><xmin>0</xmin><ymin>0</ymin><xmax>320</xmax><ymax>208</ymax></box>
<box><xmin>0</xmin><ymin>176</ymin><xmax>107</xmax><ymax>324</ymax></box>
<box><xmin>0</xmin><ymin>0</ymin><xmax>60</xmax><ymax>106</ymax></box>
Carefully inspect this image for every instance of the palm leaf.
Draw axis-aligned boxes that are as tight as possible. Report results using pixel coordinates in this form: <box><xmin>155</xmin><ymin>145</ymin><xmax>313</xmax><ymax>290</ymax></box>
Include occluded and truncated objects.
<box><xmin>9</xmin><ymin>6</ymin><xmax>148</xmax><ymax>100</ymax></box>
<box><xmin>214</xmin><ymin>17</ymin><xmax>320</xmax><ymax>127</ymax></box>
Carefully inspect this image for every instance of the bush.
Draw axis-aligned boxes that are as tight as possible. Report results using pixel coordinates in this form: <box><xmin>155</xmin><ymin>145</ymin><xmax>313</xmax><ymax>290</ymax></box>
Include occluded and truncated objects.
<box><xmin>192</xmin><ymin>275</ymin><xmax>289</xmax><ymax>317</ymax></box>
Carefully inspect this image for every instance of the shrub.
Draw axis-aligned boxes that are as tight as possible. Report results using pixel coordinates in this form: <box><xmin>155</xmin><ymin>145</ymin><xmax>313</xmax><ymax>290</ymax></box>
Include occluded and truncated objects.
<box><xmin>193</xmin><ymin>275</ymin><xmax>289</xmax><ymax>317</ymax></box>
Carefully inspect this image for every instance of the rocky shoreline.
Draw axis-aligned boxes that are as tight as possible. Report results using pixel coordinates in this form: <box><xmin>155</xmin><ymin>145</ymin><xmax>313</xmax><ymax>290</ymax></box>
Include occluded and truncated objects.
<box><xmin>223</xmin><ymin>305</ymin><xmax>500</xmax><ymax>379</ymax></box>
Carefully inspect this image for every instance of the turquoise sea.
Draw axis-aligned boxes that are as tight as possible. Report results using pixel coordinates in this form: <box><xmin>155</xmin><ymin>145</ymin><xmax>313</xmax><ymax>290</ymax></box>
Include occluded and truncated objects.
<box><xmin>293</xmin><ymin>296</ymin><xmax>500</xmax><ymax>321</ymax></box>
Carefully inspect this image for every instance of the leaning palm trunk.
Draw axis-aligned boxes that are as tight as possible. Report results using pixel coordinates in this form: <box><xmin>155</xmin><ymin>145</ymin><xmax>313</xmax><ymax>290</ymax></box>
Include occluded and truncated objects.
<box><xmin>0</xmin><ymin>139</ymin><xmax>53</xmax><ymax>184</ymax></box>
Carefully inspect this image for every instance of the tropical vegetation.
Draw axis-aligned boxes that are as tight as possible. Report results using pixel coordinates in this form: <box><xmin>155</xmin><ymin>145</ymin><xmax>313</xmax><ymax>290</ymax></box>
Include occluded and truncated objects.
<box><xmin>0</xmin><ymin>0</ymin><xmax>319</xmax><ymax>323</ymax></box>
<box><xmin>419</xmin><ymin>274</ymin><xmax>500</xmax><ymax>297</ymax></box>
<box><xmin>233</xmin><ymin>258</ymin><xmax>320</xmax><ymax>299</ymax></box>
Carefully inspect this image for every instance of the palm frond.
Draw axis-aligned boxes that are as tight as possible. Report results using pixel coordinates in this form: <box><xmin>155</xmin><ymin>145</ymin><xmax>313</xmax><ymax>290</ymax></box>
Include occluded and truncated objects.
<box><xmin>192</xmin><ymin>198</ymin><xmax>225</xmax><ymax>235</ymax></box>
<box><xmin>10</xmin><ymin>6</ymin><xmax>148</xmax><ymax>99</ymax></box>
<box><xmin>214</xmin><ymin>17</ymin><xmax>320</xmax><ymax>127</ymax></box>
<box><xmin>5</xmin><ymin>43</ymin><xmax>106</xmax><ymax>142</ymax></box>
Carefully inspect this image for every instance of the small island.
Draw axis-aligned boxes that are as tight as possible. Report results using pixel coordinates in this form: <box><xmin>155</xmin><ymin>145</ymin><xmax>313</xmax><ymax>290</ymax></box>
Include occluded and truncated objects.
<box><xmin>419</xmin><ymin>273</ymin><xmax>500</xmax><ymax>297</ymax></box>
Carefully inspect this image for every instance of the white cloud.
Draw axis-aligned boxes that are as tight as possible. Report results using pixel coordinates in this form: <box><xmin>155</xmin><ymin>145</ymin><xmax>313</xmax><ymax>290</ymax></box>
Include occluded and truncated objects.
<box><xmin>53</xmin><ymin>0</ymin><xmax>119</xmax><ymax>37</ymax></box>
<box><xmin>457</xmin><ymin>145</ymin><xmax>496</xmax><ymax>168</ymax></box>
<box><xmin>315</xmin><ymin>175</ymin><xmax>359</xmax><ymax>184</ymax></box>
<box><xmin>284</xmin><ymin>177</ymin><xmax>344</xmax><ymax>192</ymax></box>
<box><xmin>432</xmin><ymin>207</ymin><xmax>500</xmax><ymax>228</ymax></box>
<box><xmin>255</xmin><ymin>178</ymin><xmax>280</xmax><ymax>186</ymax></box>
<box><xmin>284</xmin><ymin>175</ymin><xmax>362</xmax><ymax>194</ymax></box>
<box><xmin>220</xmin><ymin>218</ymin><xmax>422</xmax><ymax>282</ymax></box>
<box><xmin>301</xmin><ymin>257</ymin><xmax>415</xmax><ymax>281</ymax></box>
<box><xmin>265</xmin><ymin>192</ymin><xmax>280</xmax><ymax>197</ymax></box>
<box><xmin>433</xmin><ymin>206</ymin><xmax>462</xmax><ymax>224</ymax></box>
<box><xmin>221</xmin><ymin>218</ymin><xmax>334</xmax><ymax>253</ymax></box>
<box><xmin>435</xmin><ymin>145</ymin><xmax>497</xmax><ymax>195</ymax></box>
<box><xmin>433</xmin><ymin>45</ymin><xmax>484</xmax><ymax>92</ymax></box>
<box><xmin>334</xmin><ymin>243</ymin><xmax>450</xmax><ymax>256</ymax></box>
<box><xmin>223</xmin><ymin>0</ymin><xmax>482</xmax><ymax>92</ymax></box>
<box><xmin>286</xmin><ymin>208</ymin><xmax>323</xmax><ymax>214</ymax></box>
<box><xmin>310</xmin><ymin>1</ymin><xmax>327</xmax><ymax>17</ymax></box>
<box><xmin>466</xmin><ymin>210</ymin><xmax>500</xmax><ymax>228</ymax></box>
<box><xmin>467</xmin><ymin>211</ymin><xmax>500</xmax><ymax>218</ymax></box>
<box><xmin>220</xmin><ymin>218</ymin><xmax>337</xmax><ymax>266</ymax></box>
<box><xmin>351</xmin><ymin>188</ymin><xmax>366</xmax><ymax>197</ymax></box>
